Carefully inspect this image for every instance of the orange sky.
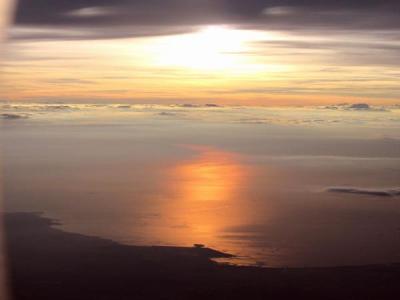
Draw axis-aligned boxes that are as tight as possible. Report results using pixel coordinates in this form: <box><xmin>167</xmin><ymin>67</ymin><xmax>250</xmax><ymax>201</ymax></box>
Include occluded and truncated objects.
<box><xmin>1</xmin><ymin>24</ymin><xmax>400</xmax><ymax>105</ymax></box>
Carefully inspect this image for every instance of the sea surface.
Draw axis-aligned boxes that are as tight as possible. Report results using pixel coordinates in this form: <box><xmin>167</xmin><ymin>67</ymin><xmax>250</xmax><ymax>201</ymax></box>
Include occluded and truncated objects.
<box><xmin>1</xmin><ymin>103</ymin><xmax>400</xmax><ymax>267</ymax></box>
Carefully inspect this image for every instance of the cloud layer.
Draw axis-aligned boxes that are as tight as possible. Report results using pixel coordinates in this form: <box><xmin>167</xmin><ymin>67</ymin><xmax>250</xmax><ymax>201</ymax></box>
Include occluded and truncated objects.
<box><xmin>12</xmin><ymin>1</ymin><xmax>400</xmax><ymax>40</ymax></box>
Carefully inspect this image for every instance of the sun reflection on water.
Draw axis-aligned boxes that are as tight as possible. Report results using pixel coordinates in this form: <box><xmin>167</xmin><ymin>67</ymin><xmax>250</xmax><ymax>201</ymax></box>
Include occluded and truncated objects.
<box><xmin>176</xmin><ymin>146</ymin><xmax>245</xmax><ymax>202</ymax></box>
<box><xmin>153</xmin><ymin>146</ymin><xmax>250</xmax><ymax>250</ymax></box>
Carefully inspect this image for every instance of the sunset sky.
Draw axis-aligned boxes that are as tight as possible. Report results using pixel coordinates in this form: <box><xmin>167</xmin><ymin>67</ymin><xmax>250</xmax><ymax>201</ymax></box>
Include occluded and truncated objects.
<box><xmin>1</xmin><ymin>0</ymin><xmax>400</xmax><ymax>105</ymax></box>
<box><xmin>2</xmin><ymin>0</ymin><xmax>400</xmax><ymax>273</ymax></box>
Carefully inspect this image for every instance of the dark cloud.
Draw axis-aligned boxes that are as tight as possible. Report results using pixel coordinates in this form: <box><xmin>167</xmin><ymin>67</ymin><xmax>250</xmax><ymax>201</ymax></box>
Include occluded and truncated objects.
<box><xmin>327</xmin><ymin>187</ymin><xmax>400</xmax><ymax>197</ymax></box>
<box><xmin>15</xmin><ymin>0</ymin><xmax>228</xmax><ymax>27</ymax></box>
<box><xmin>14</xmin><ymin>0</ymin><xmax>400</xmax><ymax>32</ymax></box>
<box><xmin>349</xmin><ymin>103</ymin><xmax>370</xmax><ymax>110</ymax></box>
<box><xmin>1</xmin><ymin>113</ymin><xmax>29</xmax><ymax>120</ymax></box>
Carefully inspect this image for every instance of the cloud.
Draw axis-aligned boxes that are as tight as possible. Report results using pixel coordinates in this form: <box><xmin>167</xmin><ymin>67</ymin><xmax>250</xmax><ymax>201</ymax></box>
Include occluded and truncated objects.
<box><xmin>8</xmin><ymin>24</ymin><xmax>193</xmax><ymax>41</ymax></box>
<box><xmin>44</xmin><ymin>78</ymin><xmax>94</xmax><ymax>85</ymax></box>
<box><xmin>0</xmin><ymin>103</ymin><xmax>79</xmax><ymax>112</ymax></box>
<box><xmin>66</xmin><ymin>7</ymin><xmax>118</xmax><ymax>18</ymax></box>
<box><xmin>1</xmin><ymin>113</ymin><xmax>29</xmax><ymax>120</ymax></box>
<box><xmin>327</xmin><ymin>187</ymin><xmax>400</xmax><ymax>197</ymax></box>
<box><xmin>158</xmin><ymin>111</ymin><xmax>180</xmax><ymax>118</ymax></box>
<box><xmin>178</xmin><ymin>104</ymin><xmax>200</xmax><ymax>108</ymax></box>
<box><xmin>253</xmin><ymin>37</ymin><xmax>400</xmax><ymax>68</ymax></box>
<box><xmin>322</xmin><ymin>103</ymin><xmax>389</xmax><ymax>112</ymax></box>
<box><xmin>349</xmin><ymin>103</ymin><xmax>370</xmax><ymax>110</ymax></box>
<box><xmin>14</xmin><ymin>0</ymin><xmax>226</xmax><ymax>28</ymax></box>
<box><xmin>43</xmin><ymin>105</ymin><xmax>75</xmax><ymax>110</ymax></box>
<box><xmin>9</xmin><ymin>1</ymin><xmax>400</xmax><ymax>102</ymax></box>
<box><xmin>262</xmin><ymin>6</ymin><xmax>295</xmax><ymax>16</ymax></box>
<box><xmin>12</xmin><ymin>1</ymin><xmax>400</xmax><ymax>41</ymax></box>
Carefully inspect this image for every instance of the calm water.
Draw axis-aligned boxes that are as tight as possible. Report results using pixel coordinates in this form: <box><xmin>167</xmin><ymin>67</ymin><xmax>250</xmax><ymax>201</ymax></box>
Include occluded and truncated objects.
<box><xmin>1</xmin><ymin>103</ymin><xmax>400</xmax><ymax>267</ymax></box>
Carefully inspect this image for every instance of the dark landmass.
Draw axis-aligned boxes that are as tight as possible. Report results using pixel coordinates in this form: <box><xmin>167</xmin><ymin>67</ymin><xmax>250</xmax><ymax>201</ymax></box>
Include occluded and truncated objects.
<box><xmin>4</xmin><ymin>213</ymin><xmax>400</xmax><ymax>300</ymax></box>
<box><xmin>327</xmin><ymin>186</ymin><xmax>400</xmax><ymax>197</ymax></box>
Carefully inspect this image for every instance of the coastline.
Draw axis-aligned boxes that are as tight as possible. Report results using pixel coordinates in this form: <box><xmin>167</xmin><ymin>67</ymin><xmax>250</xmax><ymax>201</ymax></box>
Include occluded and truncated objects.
<box><xmin>3</xmin><ymin>212</ymin><xmax>400</xmax><ymax>300</ymax></box>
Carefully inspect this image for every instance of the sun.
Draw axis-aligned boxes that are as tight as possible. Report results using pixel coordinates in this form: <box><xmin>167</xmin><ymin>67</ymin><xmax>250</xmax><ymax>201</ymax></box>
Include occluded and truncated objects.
<box><xmin>149</xmin><ymin>26</ymin><xmax>267</xmax><ymax>72</ymax></box>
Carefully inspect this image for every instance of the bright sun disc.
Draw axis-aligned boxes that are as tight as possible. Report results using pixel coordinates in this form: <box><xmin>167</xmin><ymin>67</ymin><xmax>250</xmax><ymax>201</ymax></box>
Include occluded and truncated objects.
<box><xmin>150</xmin><ymin>26</ymin><xmax>267</xmax><ymax>72</ymax></box>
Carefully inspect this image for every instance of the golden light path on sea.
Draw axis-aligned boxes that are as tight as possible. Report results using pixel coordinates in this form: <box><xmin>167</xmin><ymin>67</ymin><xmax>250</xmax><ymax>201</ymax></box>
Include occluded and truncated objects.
<box><xmin>145</xmin><ymin>146</ymin><xmax>252</xmax><ymax>252</ymax></box>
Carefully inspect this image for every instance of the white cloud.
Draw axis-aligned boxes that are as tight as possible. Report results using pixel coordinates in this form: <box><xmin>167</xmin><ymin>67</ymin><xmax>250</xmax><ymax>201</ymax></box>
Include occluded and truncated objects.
<box><xmin>66</xmin><ymin>7</ymin><xmax>117</xmax><ymax>18</ymax></box>
<box><xmin>262</xmin><ymin>6</ymin><xmax>295</xmax><ymax>16</ymax></box>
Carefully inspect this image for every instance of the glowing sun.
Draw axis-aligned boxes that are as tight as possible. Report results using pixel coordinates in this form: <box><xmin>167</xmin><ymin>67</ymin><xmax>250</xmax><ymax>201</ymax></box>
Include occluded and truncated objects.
<box><xmin>150</xmin><ymin>26</ymin><xmax>267</xmax><ymax>72</ymax></box>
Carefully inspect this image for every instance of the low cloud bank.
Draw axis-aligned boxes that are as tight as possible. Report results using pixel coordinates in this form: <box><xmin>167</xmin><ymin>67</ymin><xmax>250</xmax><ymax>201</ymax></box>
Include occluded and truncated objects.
<box><xmin>327</xmin><ymin>187</ymin><xmax>400</xmax><ymax>197</ymax></box>
<box><xmin>323</xmin><ymin>103</ymin><xmax>388</xmax><ymax>112</ymax></box>
<box><xmin>158</xmin><ymin>111</ymin><xmax>179</xmax><ymax>117</ymax></box>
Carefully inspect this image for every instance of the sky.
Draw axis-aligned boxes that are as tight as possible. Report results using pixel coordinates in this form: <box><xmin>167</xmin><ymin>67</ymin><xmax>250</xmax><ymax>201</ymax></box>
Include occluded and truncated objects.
<box><xmin>1</xmin><ymin>0</ymin><xmax>400</xmax><ymax>105</ymax></box>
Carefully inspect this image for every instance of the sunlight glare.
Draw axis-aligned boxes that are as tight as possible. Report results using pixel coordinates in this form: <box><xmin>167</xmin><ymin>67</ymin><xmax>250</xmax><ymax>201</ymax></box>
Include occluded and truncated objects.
<box><xmin>150</xmin><ymin>26</ymin><xmax>269</xmax><ymax>72</ymax></box>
